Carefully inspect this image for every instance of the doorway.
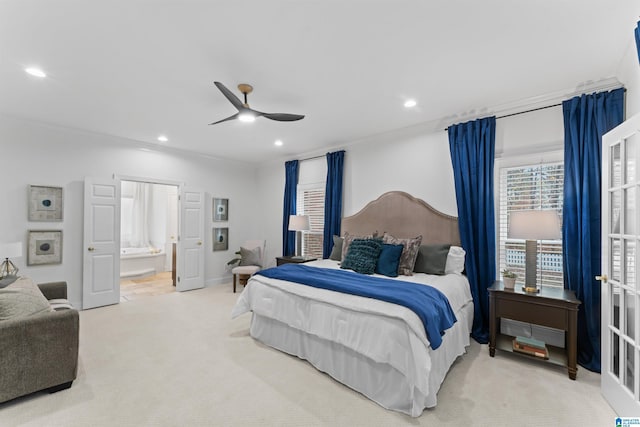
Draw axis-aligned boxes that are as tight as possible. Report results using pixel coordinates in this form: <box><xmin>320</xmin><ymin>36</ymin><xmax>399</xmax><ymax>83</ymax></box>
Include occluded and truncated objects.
<box><xmin>119</xmin><ymin>180</ymin><xmax>178</xmax><ymax>302</ymax></box>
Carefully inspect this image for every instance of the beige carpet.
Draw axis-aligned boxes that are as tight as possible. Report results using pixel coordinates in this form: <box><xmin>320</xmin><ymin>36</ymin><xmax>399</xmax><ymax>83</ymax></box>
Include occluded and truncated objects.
<box><xmin>1</xmin><ymin>284</ymin><xmax>616</xmax><ymax>426</ymax></box>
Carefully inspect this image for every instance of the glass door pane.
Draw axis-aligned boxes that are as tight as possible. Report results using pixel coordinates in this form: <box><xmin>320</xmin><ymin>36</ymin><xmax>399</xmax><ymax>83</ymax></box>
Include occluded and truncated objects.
<box><xmin>601</xmin><ymin>114</ymin><xmax>640</xmax><ymax>415</ymax></box>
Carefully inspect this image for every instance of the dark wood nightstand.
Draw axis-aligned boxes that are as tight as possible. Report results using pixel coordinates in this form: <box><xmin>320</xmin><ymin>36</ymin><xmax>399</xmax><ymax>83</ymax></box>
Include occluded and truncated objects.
<box><xmin>488</xmin><ymin>281</ymin><xmax>581</xmax><ymax>380</ymax></box>
<box><xmin>276</xmin><ymin>256</ymin><xmax>317</xmax><ymax>266</ymax></box>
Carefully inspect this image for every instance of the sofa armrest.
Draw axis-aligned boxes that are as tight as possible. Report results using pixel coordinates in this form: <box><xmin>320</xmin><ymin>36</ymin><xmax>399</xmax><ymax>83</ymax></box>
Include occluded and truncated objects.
<box><xmin>38</xmin><ymin>281</ymin><xmax>68</xmax><ymax>300</ymax></box>
<box><xmin>0</xmin><ymin>308</ymin><xmax>79</xmax><ymax>403</ymax></box>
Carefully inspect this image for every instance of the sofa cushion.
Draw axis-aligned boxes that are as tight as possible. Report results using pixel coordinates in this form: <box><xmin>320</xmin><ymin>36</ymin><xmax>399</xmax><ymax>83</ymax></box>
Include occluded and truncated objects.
<box><xmin>0</xmin><ymin>275</ymin><xmax>18</xmax><ymax>289</ymax></box>
<box><xmin>0</xmin><ymin>277</ymin><xmax>53</xmax><ymax>321</ymax></box>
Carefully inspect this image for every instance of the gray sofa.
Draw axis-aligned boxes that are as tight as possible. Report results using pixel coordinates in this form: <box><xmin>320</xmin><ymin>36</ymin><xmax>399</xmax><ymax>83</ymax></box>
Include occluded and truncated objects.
<box><xmin>0</xmin><ymin>281</ymin><xmax>79</xmax><ymax>403</ymax></box>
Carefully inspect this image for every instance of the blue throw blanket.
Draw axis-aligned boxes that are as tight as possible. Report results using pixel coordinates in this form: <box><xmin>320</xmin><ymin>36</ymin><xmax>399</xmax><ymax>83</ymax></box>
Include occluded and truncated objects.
<box><xmin>255</xmin><ymin>264</ymin><xmax>457</xmax><ymax>349</ymax></box>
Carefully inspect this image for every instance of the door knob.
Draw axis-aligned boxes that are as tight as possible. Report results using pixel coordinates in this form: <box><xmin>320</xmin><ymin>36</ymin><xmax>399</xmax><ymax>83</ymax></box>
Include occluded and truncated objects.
<box><xmin>88</xmin><ymin>247</ymin><xmax>95</xmax><ymax>252</ymax></box>
<box><xmin>197</xmin><ymin>241</ymin><xmax>202</xmax><ymax>246</ymax></box>
<box><xmin>596</xmin><ymin>274</ymin><xmax>608</xmax><ymax>283</ymax></box>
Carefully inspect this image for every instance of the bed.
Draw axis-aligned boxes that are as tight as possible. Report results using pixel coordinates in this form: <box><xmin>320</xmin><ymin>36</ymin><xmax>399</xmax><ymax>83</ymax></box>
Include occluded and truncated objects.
<box><xmin>231</xmin><ymin>191</ymin><xmax>473</xmax><ymax>417</ymax></box>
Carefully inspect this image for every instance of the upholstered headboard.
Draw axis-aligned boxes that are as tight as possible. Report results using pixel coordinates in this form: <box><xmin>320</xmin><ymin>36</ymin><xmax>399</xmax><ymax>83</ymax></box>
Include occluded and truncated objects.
<box><xmin>341</xmin><ymin>191</ymin><xmax>460</xmax><ymax>246</ymax></box>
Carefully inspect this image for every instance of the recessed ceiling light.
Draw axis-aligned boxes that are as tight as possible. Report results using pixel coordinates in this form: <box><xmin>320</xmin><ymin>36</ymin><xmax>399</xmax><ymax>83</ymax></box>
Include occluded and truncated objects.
<box><xmin>404</xmin><ymin>99</ymin><xmax>417</xmax><ymax>108</ymax></box>
<box><xmin>274</xmin><ymin>139</ymin><xmax>283</xmax><ymax>147</ymax></box>
<box><xmin>238</xmin><ymin>112</ymin><xmax>256</xmax><ymax>123</ymax></box>
<box><xmin>157</xmin><ymin>135</ymin><xmax>168</xmax><ymax>142</ymax></box>
<box><xmin>25</xmin><ymin>67</ymin><xmax>46</xmax><ymax>78</ymax></box>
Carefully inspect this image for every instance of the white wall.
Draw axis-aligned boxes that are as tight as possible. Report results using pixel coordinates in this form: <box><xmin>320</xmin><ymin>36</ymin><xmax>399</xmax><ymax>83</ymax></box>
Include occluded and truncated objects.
<box><xmin>257</xmin><ymin>106</ymin><xmax>564</xmax><ymax>262</ymax></box>
<box><xmin>0</xmin><ymin>116</ymin><xmax>260</xmax><ymax>308</ymax></box>
<box><xmin>617</xmin><ymin>31</ymin><xmax>640</xmax><ymax>117</ymax></box>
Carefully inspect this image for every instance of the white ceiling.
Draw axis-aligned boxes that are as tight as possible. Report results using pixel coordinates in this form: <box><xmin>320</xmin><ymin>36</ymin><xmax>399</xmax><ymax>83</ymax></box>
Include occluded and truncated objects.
<box><xmin>1</xmin><ymin>1</ymin><xmax>638</xmax><ymax>163</ymax></box>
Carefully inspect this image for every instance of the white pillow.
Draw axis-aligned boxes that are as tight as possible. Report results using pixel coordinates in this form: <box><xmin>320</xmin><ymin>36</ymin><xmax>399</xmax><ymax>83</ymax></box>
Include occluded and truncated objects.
<box><xmin>445</xmin><ymin>246</ymin><xmax>466</xmax><ymax>274</ymax></box>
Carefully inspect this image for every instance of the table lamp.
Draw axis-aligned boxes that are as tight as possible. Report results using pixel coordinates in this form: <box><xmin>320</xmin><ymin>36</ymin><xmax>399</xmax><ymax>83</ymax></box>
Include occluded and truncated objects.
<box><xmin>288</xmin><ymin>215</ymin><xmax>310</xmax><ymax>258</ymax></box>
<box><xmin>0</xmin><ymin>241</ymin><xmax>23</xmax><ymax>278</ymax></box>
<box><xmin>508</xmin><ymin>210</ymin><xmax>561</xmax><ymax>293</ymax></box>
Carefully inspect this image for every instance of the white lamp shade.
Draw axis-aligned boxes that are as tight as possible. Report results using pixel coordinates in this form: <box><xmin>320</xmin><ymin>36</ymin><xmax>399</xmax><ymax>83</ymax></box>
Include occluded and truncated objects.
<box><xmin>509</xmin><ymin>210</ymin><xmax>561</xmax><ymax>240</ymax></box>
<box><xmin>288</xmin><ymin>215</ymin><xmax>310</xmax><ymax>231</ymax></box>
<box><xmin>0</xmin><ymin>242</ymin><xmax>22</xmax><ymax>259</ymax></box>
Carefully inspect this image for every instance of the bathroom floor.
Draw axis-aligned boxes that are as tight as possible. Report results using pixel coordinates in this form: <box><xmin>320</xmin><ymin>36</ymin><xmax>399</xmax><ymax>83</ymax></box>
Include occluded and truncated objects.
<box><xmin>120</xmin><ymin>272</ymin><xmax>175</xmax><ymax>302</ymax></box>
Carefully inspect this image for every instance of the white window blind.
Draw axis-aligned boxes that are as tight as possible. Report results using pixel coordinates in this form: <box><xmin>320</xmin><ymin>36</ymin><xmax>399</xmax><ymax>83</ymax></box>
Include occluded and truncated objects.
<box><xmin>296</xmin><ymin>183</ymin><xmax>325</xmax><ymax>258</ymax></box>
<box><xmin>499</xmin><ymin>162</ymin><xmax>564</xmax><ymax>288</ymax></box>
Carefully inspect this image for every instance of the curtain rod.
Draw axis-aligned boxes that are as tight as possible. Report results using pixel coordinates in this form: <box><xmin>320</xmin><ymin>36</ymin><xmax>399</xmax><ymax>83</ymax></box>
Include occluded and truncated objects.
<box><xmin>300</xmin><ymin>154</ymin><xmax>325</xmax><ymax>162</ymax></box>
<box><xmin>444</xmin><ymin>86</ymin><xmax>626</xmax><ymax>131</ymax></box>
<box><xmin>444</xmin><ymin>102</ymin><xmax>561</xmax><ymax>131</ymax></box>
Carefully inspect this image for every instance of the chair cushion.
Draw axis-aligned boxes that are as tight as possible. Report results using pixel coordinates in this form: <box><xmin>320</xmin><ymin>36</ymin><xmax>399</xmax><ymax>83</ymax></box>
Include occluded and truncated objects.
<box><xmin>232</xmin><ymin>265</ymin><xmax>261</xmax><ymax>275</ymax></box>
<box><xmin>0</xmin><ymin>277</ymin><xmax>53</xmax><ymax>321</ymax></box>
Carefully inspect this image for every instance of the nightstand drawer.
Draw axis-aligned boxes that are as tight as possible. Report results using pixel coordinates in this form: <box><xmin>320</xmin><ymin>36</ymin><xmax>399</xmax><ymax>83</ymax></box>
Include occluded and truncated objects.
<box><xmin>495</xmin><ymin>298</ymin><xmax>568</xmax><ymax>329</ymax></box>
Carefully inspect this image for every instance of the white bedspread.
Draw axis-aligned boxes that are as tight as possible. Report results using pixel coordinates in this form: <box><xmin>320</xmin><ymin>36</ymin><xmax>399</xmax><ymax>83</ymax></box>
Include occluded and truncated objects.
<box><xmin>231</xmin><ymin>259</ymin><xmax>473</xmax><ymax>416</ymax></box>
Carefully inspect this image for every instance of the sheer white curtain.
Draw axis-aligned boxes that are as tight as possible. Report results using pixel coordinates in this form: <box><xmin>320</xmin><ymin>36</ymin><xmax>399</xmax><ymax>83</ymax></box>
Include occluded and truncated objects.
<box><xmin>130</xmin><ymin>182</ymin><xmax>152</xmax><ymax>248</ymax></box>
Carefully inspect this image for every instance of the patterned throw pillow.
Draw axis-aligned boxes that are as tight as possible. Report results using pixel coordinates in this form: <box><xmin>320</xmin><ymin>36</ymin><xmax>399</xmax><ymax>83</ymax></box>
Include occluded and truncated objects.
<box><xmin>341</xmin><ymin>238</ymin><xmax>383</xmax><ymax>275</ymax></box>
<box><xmin>382</xmin><ymin>233</ymin><xmax>423</xmax><ymax>276</ymax></box>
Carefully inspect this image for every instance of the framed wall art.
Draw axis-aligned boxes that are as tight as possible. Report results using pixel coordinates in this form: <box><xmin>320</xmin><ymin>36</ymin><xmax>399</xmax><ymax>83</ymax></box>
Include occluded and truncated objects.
<box><xmin>213</xmin><ymin>198</ymin><xmax>228</xmax><ymax>222</ymax></box>
<box><xmin>28</xmin><ymin>230</ymin><xmax>63</xmax><ymax>265</ymax></box>
<box><xmin>29</xmin><ymin>185</ymin><xmax>63</xmax><ymax>221</ymax></box>
<box><xmin>213</xmin><ymin>227</ymin><xmax>228</xmax><ymax>251</ymax></box>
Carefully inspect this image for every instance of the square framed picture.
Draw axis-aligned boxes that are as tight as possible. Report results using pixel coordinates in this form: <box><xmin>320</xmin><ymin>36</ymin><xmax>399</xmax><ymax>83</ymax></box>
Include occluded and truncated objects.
<box><xmin>213</xmin><ymin>227</ymin><xmax>228</xmax><ymax>251</ymax></box>
<box><xmin>213</xmin><ymin>198</ymin><xmax>228</xmax><ymax>222</ymax></box>
<box><xmin>28</xmin><ymin>230</ymin><xmax>63</xmax><ymax>265</ymax></box>
<box><xmin>29</xmin><ymin>185</ymin><xmax>63</xmax><ymax>221</ymax></box>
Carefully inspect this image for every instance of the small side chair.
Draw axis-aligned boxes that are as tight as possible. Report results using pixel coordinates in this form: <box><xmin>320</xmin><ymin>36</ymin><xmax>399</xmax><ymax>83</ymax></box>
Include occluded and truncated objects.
<box><xmin>232</xmin><ymin>240</ymin><xmax>266</xmax><ymax>293</ymax></box>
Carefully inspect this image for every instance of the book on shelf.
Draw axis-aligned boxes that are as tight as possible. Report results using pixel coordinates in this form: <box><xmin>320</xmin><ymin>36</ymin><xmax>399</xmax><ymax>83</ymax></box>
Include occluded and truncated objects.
<box><xmin>512</xmin><ymin>339</ymin><xmax>549</xmax><ymax>359</ymax></box>
<box><xmin>515</xmin><ymin>335</ymin><xmax>546</xmax><ymax>350</ymax></box>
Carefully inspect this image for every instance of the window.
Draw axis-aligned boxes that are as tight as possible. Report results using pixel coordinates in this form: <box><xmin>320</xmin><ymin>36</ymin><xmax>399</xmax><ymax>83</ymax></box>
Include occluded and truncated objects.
<box><xmin>296</xmin><ymin>183</ymin><xmax>325</xmax><ymax>258</ymax></box>
<box><xmin>498</xmin><ymin>162</ymin><xmax>564</xmax><ymax>288</ymax></box>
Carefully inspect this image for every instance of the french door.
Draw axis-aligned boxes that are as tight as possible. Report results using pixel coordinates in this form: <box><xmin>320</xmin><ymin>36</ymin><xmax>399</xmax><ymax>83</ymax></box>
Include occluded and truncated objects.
<box><xmin>601</xmin><ymin>111</ymin><xmax>640</xmax><ymax>415</ymax></box>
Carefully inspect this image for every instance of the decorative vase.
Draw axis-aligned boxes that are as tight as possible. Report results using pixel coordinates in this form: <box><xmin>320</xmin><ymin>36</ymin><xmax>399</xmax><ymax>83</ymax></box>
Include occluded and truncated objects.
<box><xmin>503</xmin><ymin>276</ymin><xmax>516</xmax><ymax>289</ymax></box>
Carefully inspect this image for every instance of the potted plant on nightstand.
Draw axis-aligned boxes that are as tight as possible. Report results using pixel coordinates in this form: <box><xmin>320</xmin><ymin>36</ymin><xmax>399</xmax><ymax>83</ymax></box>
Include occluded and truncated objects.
<box><xmin>502</xmin><ymin>269</ymin><xmax>517</xmax><ymax>290</ymax></box>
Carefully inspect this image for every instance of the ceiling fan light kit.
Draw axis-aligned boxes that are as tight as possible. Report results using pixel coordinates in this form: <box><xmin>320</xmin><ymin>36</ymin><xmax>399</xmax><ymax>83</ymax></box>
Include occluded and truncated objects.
<box><xmin>209</xmin><ymin>81</ymin><xmax>304</xmax><ymax>126</ymax></box>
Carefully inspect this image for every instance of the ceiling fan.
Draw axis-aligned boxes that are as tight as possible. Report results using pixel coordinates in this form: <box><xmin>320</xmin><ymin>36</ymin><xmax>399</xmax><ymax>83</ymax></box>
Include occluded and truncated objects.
<box><xmin>209</xmin><ymin>81</ymin><xmax>305</xmax><ymax>125</ymax></box>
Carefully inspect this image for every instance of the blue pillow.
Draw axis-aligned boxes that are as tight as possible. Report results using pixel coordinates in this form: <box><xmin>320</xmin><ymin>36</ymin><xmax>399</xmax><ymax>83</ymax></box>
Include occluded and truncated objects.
<box><xmin>341</xmin><ymin>238</ymin><xmax>383</xmax><ymax>275</ymax></box>
<box><xmin>375</xmin><ymin>243</ymin><xmax>404</xmax><ymax>277</ymax></box>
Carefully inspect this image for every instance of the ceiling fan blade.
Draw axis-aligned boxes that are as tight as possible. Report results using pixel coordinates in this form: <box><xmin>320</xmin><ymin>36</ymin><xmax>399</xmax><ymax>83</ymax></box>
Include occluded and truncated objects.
<box><xmin>214</xmin><ymin>81</ymin><xmax>243</xmax><ymax>111</ymax></box>
<box><xmin>209</xmin><ymin>113</ymin><xmax>239</xmax><ymax>125</ymax></box>
<box><xmin>262</xmin><ymin>113</ymin><xmax>305</xmax><ymax>122</ymax></box>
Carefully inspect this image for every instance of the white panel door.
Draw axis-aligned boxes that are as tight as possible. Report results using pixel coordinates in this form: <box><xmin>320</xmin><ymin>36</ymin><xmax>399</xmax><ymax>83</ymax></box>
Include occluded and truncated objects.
<box><xmin>177</xmin><ymin>188</ymin><xmax>204</xmax><ymax>291</ymax></box>
<box><xmin>83</xmin><ymin>177</ymin><xmax>121</xmax><ymax>309</ymax></box>
<box><xmin>601</xmin><ymin>111</ymin><xmax>640</xmax><ymax>416</ymax></box>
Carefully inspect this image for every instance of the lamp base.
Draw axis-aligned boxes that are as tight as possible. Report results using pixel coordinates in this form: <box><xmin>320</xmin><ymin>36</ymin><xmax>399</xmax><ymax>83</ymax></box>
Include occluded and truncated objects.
<box><xmin>522</xmin><ymin>286</ymin><xmax>540</xmax><ymax>294</ymax></box>
<box><xmin>0</xmin><ymin>258</ymin><xmax>18</xmax><ymax>278</ymax></box>
<box><xmin>295</xmin><ymin>231</ymin><xmax>303</xmax><ymax>258</ymax></box>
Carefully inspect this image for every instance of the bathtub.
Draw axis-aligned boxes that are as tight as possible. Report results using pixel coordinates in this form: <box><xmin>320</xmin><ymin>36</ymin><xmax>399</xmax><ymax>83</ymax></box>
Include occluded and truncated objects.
<box><xmin>120</xmin><ymin>247</ymin><xmax>167</xmax><ymax>279</ymax></box>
